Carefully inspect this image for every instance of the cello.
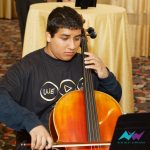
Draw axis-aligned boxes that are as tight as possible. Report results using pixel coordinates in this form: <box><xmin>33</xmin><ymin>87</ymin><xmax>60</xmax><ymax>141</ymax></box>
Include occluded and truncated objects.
<box><xmin>48</xmin><ymin>27</ymin><xmax>122</xmax><ymax>150</ymax></box>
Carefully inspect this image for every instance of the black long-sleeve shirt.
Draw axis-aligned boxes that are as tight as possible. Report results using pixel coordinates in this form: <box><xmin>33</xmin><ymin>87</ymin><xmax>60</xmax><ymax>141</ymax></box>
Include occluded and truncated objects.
<box><xmin>0</xmin><ymin>48</ymin><xmax>122</xmax><ymax>144</ymax></box>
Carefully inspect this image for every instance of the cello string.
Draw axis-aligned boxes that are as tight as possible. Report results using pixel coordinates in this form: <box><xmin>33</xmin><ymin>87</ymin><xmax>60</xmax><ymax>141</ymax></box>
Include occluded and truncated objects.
<box><xmin>86</xmin><ymin>69</ymin><xmax>95</xmax><ymax>140</ymax></box>
<box><xmin>82</xmin><ymin>36</ymin><xmax>100</xmax><ymax>143</ymax></box>
<box><xmin>88</xmin><ymin>70</ymin><xmax>102</xmax><ymax>150</ymax></box>
<box><xmin>83</xmin><ymin>38</ymin><xmax>96</xmax><ymax>142</ymax></box>
<box><xmin>82</xmin><ymin>36</ymin><xmax>92</xmax><ymax>141</ymax></box>
<box><xmin>83</xmin><ymin>37</ymin><xmax>95</xmax><ymax>141</ymax></box>
<box><xmin>85</xmin><ymin>40</ymin><xmax>102</xmax><ymax>150</ymax></box>
<box><xmin>87</xmin><ymin>72</ymin><xmax>95</xmax><ymax>140</ymax></box>
<box><xmin>81</xmin><ymin>35</ymin><xmax>101</xmax><ymax>150</ymax></box>
<box><xmin>89</xmin><ymin>72</ymin><xmax>101</xmax><ymax>142</ymax></box>
<box><xmin>83</xmin><ymin>36</ymin><xmax>100</xmax><ymax>142</ymax></box>
<box><xmin>87</xmin><ymin>69</ymin><xmax>101</xmax><ymax>150</ymax></box>
<box><xmin>82</xmin><ymin>38</ymin><xmax>95</xmax><ymax>148</ymax></box>
<box><xmin>82</xmin><ymin>37</ymin><xmax>93</xmax><ymax>141</ymax></box>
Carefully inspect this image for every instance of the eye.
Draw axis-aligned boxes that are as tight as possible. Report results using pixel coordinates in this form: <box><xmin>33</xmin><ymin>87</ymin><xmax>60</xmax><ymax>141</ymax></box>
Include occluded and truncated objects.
<box><xmin>61</xmin><ymin>37</ymin><xmax>68</xmax><ymax>41</ymax></box>
<box><xmin>74</xmin><ymin>36</ymin><xmax>81</xmax><ymax>41</ymax></box>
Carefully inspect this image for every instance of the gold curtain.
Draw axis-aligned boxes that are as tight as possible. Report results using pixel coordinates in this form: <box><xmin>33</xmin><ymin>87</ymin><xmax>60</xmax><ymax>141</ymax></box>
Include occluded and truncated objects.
<box><xmin>98</xmin><ymin>0</ymin><xmax>150</xmax><ymax>57</ymax></box>
<box><xmin>0</xmin><ymin>0</ymin><xmax>17</xmax><ymax>19</ymax></box>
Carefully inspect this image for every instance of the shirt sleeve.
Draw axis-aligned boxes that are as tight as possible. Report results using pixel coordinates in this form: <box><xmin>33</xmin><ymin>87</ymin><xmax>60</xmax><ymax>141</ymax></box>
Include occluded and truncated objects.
<box><xmin>93</xmin><ymin>71</ymin><xmax>122</xmax><ymax>102</ymax></box>
<box><xmin>0</xmin><ymin>59</ymin><xmax>42</xmax><ymax>132</ymax></box>
<box><xmin>0</xmin><ymin>89</ymin><xmax>42</xmax><ymax>132</ymax></box>
<box><xmin>0</xmin><ymin>60</ymin><xmax>27</xmax><ymax>101</ymax></box>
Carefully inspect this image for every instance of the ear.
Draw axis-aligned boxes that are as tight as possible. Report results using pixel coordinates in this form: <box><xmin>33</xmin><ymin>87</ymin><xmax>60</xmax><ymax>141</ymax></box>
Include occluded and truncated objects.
<box><xmin>46</xmin><ymin>32</ymin><xmax>51</xmax><ymax>42</ymax></box>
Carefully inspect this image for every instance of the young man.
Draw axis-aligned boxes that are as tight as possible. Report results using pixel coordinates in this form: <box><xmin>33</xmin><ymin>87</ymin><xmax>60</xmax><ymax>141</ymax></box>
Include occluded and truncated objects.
<box><xmin>0</xmin><ymin>6</ymin><xmax>122</xmax><ymax>150</ymax></box>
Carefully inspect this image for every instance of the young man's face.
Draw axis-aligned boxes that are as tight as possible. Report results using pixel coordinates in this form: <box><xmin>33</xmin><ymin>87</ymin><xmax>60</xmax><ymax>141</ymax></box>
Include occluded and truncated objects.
<box><xmin>46</xmin><ymin>28</ymin><xmax>82</xmax><ymax>61</ymax></box>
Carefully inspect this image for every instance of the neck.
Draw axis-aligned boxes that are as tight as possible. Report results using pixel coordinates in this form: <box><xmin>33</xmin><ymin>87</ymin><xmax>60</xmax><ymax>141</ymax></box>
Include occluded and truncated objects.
<box><xmin>44</xmin><ymin>46</ymin><xmax>54</xmax><ymax>58</ymax></box>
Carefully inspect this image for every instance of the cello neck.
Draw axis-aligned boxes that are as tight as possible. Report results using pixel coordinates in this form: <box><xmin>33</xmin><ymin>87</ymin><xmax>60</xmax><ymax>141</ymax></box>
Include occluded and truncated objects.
<box><xmin>81</xmin><ymin>36</ymin><xmax>100</xmax><ymax>142</ymax></box>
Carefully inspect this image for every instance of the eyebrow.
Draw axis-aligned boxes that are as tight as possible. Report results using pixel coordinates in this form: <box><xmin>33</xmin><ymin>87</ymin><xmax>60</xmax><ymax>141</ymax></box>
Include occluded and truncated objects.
<box><xmin>60</xmin><ymin>34</ymin><xmax>82</xmax><ymax>37</ymax></box>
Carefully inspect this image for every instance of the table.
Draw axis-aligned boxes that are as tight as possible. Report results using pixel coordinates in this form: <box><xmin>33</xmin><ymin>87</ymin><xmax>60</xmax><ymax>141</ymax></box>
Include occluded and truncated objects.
<box><xmin>23</xmin><ymin>2</ymin><xmax>134</xmax><ymax>113</ymax></box>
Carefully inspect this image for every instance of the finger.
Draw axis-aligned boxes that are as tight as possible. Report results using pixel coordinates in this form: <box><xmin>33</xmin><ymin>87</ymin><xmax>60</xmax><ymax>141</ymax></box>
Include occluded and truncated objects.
<box><xmin>34</xmin><ymin>135</ymin><xmax>42</xmax><ymax>149</ymax></box>
<box><xmin>84</xmin><ymin>55</ymin><xmax>100</xmax><ymax>63</ymax></box>
<box><xmin>85</xmin><ymin>59</ymin><xmax>99</xmax><ymax>67</ymax></box>
<box><xmin>45</xmin><ymin>136</ymin><xmax>53</xmax><ymax>149</ymax></box>
<box><xmin>84</xmin><ymin>52</ymin><xmax>92</xmax><ymax>56</ymax></box>
<box><xmin>85</xmin><ymin>64</ymin><xmax>97</xmax><ymax>70</ymax></box>
<box><xmin>84</xmin><ymin>59</ymin><xmax>95</xmax><ymax>64</ymax></box>
<box><xmin>84</xmin><ymin>53</ymin><xmax>94</xmax><ymax>60</ymax></box>
<box><xmin>84</xmin><ymin>57</ymin><xmax>94</xmax><ymax>61</ymax></box>
<box><xmin>84</xmin><ymin>53</ymin><xmax>103</xmax><ymax>64</ymax></box>
<box><xmin>39</xmin><ymin>136</ymin><xmax>47</xmax><ymax>150</ymax></box>
<box><xmin>30</xmin><ymin>134</ymin><xmax>36</xmax><ymax>149</ymax></box>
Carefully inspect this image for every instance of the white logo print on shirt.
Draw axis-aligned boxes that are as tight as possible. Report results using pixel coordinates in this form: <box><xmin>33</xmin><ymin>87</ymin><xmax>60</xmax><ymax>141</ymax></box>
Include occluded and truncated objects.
<box><xmin>40</xmin><ymin>81</ymin><xmax>59</xmax><ymax>101</ymax></box>
<box><xmin>40</xmin><ymin>78</ymin><xmax>83</xmax><ymax>102</ymax></box>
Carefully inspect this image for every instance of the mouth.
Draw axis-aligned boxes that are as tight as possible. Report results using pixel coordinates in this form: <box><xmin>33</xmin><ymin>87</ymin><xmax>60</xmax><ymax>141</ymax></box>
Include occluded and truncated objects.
<box><xmin>64</xmin><ymin>52</ymin><xmax>75</xmax><ymax>56</ymax></box>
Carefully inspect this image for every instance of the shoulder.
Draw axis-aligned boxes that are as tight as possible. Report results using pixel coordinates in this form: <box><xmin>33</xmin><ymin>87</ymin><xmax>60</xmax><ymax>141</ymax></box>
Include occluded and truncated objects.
<box><xmin>22</xmin><ymin>49</ymin><xmax>43</xmax><ymax>62</ymax></box>
<box><xmin>8</xmin><ymin>49</ymin><xmax>44</xmax><ymax>74</ymax></box>
<box><xmin>20</xmin><ymin>48</ymin><xmax>43</xmax><ymax>65</ymax></box>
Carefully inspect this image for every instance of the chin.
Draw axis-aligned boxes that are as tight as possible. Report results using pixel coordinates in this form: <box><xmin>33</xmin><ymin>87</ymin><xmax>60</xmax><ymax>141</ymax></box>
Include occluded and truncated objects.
<box><xmin>62</xmin><ymin>54</ymin><xmax>76</xmax><ymax>61</ymax></box>
<box><xmin>63</xmin><ymin>58</ymin><xmax>73</xmax><ymax>61</ymax></box>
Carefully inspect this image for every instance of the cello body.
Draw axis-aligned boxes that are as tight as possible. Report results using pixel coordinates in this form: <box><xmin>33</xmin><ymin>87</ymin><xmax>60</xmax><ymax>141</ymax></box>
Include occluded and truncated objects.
<box><xmin>49</xmin><ymin>90</ymin><xmax>122</xmax><ymax>150</ymax></box>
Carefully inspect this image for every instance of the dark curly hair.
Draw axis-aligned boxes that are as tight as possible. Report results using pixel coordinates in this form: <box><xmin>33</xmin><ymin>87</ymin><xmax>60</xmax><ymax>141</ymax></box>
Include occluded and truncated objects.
<box><xmin>46</xmin><ymin>6</ymin><xmax>84</xmax><ymax>37</ymax></box>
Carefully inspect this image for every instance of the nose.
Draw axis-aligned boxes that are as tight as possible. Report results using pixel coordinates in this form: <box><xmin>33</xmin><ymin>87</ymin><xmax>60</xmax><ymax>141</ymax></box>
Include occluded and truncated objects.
<box><xmin>68</xmin><ymin>39</ymin><xmax>76</xmax><ymax>50</ymax></box>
